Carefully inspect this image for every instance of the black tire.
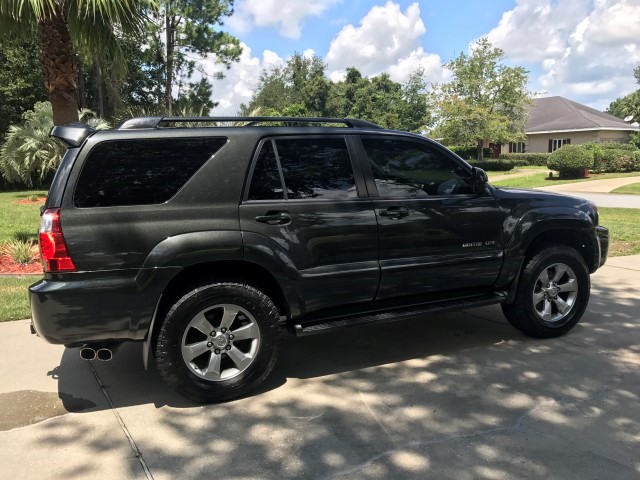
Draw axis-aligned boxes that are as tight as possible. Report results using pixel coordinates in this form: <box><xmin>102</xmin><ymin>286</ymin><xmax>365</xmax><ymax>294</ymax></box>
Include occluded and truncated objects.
<box><xmin>502</xmin><ymin>245</ymin><xmax>590</xmax><ymax>338</ymax></box>
<box><xmin>155</xmin><ymin>282</ymin><xmax>281</xmax><ymax>403</ymax></box>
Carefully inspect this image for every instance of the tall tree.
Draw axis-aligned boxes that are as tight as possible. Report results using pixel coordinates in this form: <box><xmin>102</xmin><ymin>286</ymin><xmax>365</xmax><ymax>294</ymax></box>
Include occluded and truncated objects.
<box><xmin>430</xmin><ymin>38</ymin><xmax>531</xmax><ymax>160</ymax></box>
<box><xmin>147</xmin><ymin>0</ymin><xmax>242</xmax><ymax>114</ymax></box>
<box><xmin>0</xmin><ymin>0</ymin><xmax>148</xmax><ymax>125</ymax></box>
<box><xmin>607</xmin><ymin>65</ymin><xmax>640</xmax><ymax>123</ymax></box>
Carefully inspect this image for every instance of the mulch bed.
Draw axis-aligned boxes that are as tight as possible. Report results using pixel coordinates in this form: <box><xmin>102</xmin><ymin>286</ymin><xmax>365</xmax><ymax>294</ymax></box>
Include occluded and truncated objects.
<box><xmin>14</xmin><ymin>197</ymin><xmax>46</xmax><ymax>205</ymax></box>
<box><xmin>0</xmin><ymin>255</ymin><xmax>42</xmax><ymax>274</ymax></box>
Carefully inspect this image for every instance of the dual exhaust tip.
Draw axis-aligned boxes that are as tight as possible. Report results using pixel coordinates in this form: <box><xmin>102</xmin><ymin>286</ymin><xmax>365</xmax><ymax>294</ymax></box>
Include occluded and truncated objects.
<box><xmin>80</xmin><ymin>347</ymin><xmax>113</xmax><ymax>362</ymax></box>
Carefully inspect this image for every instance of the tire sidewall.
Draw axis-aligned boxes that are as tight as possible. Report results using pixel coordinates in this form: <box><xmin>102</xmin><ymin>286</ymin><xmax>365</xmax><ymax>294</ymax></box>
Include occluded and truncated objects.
<box><xmin>156</xmin><ymin>283</ymin><xmax>280</xmax><ymax>402</ymax></box>
<box><xmin>520</xmin><ymin>247</ymin><xmax>590</xmax><ymax>334</ymax></box>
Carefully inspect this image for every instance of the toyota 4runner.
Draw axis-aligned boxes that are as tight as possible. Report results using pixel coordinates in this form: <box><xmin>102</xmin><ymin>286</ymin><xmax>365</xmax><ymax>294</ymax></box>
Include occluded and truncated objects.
<box><xmin>30</xmin><ymin>116</ymin><xmax>609</xmax><ymax>402</ymax></box>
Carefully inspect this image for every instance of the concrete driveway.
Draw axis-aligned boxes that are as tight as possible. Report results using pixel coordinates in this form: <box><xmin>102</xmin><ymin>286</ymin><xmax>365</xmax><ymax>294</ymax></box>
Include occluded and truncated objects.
<box><xmin>1</xmin><ymin>257</ymin><xmax>640</xmax><ymax>479</ymax></box>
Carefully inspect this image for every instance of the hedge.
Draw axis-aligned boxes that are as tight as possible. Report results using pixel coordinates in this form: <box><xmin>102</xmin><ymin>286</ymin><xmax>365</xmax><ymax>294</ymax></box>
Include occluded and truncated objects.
<box><xmin>468</xmin><ymin>159</ymin><xmax>515</xmax><ymax>171</ymax></box>
<box><xmin>547</xmin><ymin>145</ymin><xmax>593</xmax><ymax>177</ymax></box>
<box><xmin>498</xmin><ymin>153</ymin><xmax>550</xmax><ymax>166</ymax></box>
<box><xmin>592</xmin><ymin>149</ymin><xmax>636</xmax><ymax>173</ymax></box>
<box><xmin>635</xmin><ymin>151</ymin><xmax>640</xmax><ymax>171</ymax></box>
<box><xmin>449</xmin><ymin>145</ymin><xmax>494</xmax><ymax>159</ymax></box>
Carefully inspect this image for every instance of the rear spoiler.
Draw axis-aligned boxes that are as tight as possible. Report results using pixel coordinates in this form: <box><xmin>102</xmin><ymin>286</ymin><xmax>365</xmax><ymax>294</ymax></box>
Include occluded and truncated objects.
<box><xmin>49</xmin><ymin>123</ymin><xmax>96</xmax><ymax>148</ymax></box>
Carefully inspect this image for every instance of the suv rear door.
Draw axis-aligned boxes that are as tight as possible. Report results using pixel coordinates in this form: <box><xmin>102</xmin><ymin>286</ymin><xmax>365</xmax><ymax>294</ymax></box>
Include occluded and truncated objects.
<box><xmin>356</xmin><ymin>135</ymin><xmax>505</xmax><ymax>300</ymax></box>
<box><xmin>239</xmin><ymin>135</ymin><xmax>379</xmax><ymax>315</ymax></box>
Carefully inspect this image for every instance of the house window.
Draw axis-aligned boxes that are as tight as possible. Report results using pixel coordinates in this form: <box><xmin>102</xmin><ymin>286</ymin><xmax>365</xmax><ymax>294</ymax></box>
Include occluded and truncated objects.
<box><xmin>509</xmin><ymin>142</ymin><xmax>526</xmax><ymax>153</ymax></box>
<box><xmin>549</xmin><ymin>138</ymin><xmax>570</xmax><ymax>152</ymax></box>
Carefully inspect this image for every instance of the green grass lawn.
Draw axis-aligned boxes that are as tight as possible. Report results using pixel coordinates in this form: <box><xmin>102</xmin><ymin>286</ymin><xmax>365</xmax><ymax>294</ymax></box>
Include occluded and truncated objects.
<box><xmin>485</xmin><ymin>165</ymin><xmax>548</xmax><ymax>176</ymax></box>
<box><xmin>491</xmin><ymin>171</ymin><xmax>640</xmax><ymax>189</ymax></box>
<box><xmin>610</xmin><ymin>182</ymin><xmax>640</xmax><ymax>195</ymax></box>
<box><xmin>0</xmin><ymin>191</ymin><xmax>46</xmax><ymax>243</ymax></box>
<box><xmin>0</xmin><ymin>276</ymin><xmax>37</xmax><ymax>322</ymax></box>
<box><xmin>599</xmin><ymin>208</ymin><xmax>640</xmax><ymax>257</ymax></box>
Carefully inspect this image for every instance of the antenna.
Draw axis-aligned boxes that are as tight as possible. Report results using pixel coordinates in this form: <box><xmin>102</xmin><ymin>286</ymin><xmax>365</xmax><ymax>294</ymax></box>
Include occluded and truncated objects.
<box><xmin>624</xmin><ymin>115</ymin><xmax>634</xmax><ymax>122</ymax></box>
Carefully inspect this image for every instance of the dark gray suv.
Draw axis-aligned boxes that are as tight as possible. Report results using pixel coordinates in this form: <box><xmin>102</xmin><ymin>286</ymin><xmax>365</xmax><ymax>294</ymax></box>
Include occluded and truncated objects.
<box><xmin>30</xmin><ymin>117</ymin><xmax>609</xmax><ymax>402</ymax></box>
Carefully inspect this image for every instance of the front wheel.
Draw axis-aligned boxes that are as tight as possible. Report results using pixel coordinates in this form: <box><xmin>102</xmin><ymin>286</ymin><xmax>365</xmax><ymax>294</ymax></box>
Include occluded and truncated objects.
<box><xmin>502</xmin><ymin>245</ymin><xmax>590</xmax><ymax>338</ymax></box>
<box><xmin>155</xmin><ymin>283</ymin><xmax>281</xmax><ymax>403</ymax></box>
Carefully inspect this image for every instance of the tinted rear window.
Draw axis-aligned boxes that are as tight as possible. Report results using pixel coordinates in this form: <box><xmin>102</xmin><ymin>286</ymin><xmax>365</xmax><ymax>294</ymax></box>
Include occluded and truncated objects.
<box><xmin>73</xmin><ymin>138</ymin><xmax>226</xmax><ymax>207</ymax></box>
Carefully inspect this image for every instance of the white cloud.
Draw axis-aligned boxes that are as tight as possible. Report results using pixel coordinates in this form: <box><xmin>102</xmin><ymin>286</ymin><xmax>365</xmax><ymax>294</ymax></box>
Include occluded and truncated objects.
<box><xmin>227</xmin><ymin>0</ymin><xmax>340</xmax><ymax>39</ymax></box>
<box><xmin>486</xmin><ymin>0</ymin><xmax>640</xmax><ymax>105</ymax></box>
<box><xmin>198</xmin><ymin>43</ymin><xmax>284</xmax><ymax>113</ymax></box>
<box><xmin>326</xmin><ymin>1</ymin><xmax>446</xmax><ymax>84</ymax></box>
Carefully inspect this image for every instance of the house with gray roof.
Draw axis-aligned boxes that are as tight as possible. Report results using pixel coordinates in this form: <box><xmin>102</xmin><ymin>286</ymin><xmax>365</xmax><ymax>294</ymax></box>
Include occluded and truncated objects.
<box><xmin>500</xmin><ymin>96</ymin><xmax>640</xmax><ymax>154</ymax></box>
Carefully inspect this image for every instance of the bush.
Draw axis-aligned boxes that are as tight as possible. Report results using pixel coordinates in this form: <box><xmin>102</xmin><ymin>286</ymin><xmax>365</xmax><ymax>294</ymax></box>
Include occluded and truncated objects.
<box><xmin>0</xmin><ymin>102</ymin><xmax>110</xmax><ymax>188</ymax></box>
<box><xmin>592</xmin><ymin>149</ymin><xmax>636</xmax><ymax>173</ymax></box>
<box><xmin>449</xmin><ymin>145</ymin><xmax>493</xmax><ymax>160</ymax></box>
<box><xmin>499</xmin><ymin>152</ymin><xmax>550</xmax><ymax>166</ymax></box>
<box><xmin>634</xmin><ymin>151</ymin><xmax>640</xmax><ymax>171</ymax></box>
<box><xmin>468</xmin><ymin>159</ymin><xmax>515</xmax><ymax>171</ymax></box>
<box><xmin>547</xmin><ymin>145</ymin><xmax>593</xmax><ymax>178</ymax></box>
<box><xmin>0</xmin><ymin>240</ymin><xmax>38</xmax><ymax>265</ymax></box>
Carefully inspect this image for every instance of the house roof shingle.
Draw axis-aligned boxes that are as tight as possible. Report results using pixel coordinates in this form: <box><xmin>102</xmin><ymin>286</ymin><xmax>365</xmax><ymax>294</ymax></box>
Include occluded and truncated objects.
<box><xmin>526</xmin><ymin>96</ymin><xmax>639</xmax><ymax>134</ymax></box>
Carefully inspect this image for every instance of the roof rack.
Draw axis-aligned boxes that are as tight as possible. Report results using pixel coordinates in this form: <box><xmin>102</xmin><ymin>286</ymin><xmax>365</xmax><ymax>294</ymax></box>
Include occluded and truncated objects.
<box><xmin>118</xmin><ymin>116</ymin><xmax>382</xmax><ymax>130</ymax></box>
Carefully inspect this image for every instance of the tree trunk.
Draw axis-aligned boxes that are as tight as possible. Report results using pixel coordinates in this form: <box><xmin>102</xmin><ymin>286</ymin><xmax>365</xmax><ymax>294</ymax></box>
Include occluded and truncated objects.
<box><xmin>476</xmin><ymin>139</ymin><xmax>485</xmax><ymax>161</ymax></box>
<box><xmin>165</xmin><ymin>14</ymin><xmax>174</xmax><ymax>115</ymax></box>
<box><xmin>95</xmin><ymin>56</ymin><xmax>105</xmax><ymax>118</ymax></box>
<box><xmin>38</xmin><ymin>2</ymin><xmax>79</xmax><ymax>125</ymax></box>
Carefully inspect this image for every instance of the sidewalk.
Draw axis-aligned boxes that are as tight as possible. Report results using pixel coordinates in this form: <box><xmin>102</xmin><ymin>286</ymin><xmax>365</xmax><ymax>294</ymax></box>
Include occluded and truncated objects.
<box><xmin>1</xmin><ymin>257</ymin><xmax>640</xmax><ymax>479</ymax></box>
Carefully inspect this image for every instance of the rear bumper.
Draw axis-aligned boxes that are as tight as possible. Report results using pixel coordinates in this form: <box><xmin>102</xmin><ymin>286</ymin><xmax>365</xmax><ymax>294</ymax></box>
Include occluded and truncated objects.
<box><xmin>29</xmin><ymin>267</ymin><xmax>179</xmax><ymax>346</ymax></box>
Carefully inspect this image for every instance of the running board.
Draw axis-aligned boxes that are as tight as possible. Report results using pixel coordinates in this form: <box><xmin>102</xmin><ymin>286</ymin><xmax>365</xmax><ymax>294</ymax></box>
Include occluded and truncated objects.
<box><xmin>293</xmin><ymin>293</ymin><xmax>506</xmax><ymax>337</ymax></box>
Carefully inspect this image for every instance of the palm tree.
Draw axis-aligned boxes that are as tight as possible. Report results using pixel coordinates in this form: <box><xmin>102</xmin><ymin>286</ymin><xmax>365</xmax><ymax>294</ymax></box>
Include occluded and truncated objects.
<box><xmin>0</xmin><ymin>0</ymin><xmax>148</xmax><ymax>125</ymax></box>
<box><xmin>0</xmin><ymin>101</ymin><xmax>110</xmax><ymax>187</ymax></box>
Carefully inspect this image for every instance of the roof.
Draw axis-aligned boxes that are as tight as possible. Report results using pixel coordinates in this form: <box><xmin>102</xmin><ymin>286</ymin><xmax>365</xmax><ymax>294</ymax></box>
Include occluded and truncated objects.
<box><xmin>526</xmin><ymin>96</ymin><xmax>639</xmax><ymax>134</ymax></box>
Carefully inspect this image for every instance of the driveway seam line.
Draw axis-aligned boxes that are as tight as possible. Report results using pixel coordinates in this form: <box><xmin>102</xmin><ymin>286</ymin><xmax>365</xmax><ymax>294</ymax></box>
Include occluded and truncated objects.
<box><xmin>87</xmin><ymin>362</ymin><xmax>154</xmax><ymax>480</ymax></box>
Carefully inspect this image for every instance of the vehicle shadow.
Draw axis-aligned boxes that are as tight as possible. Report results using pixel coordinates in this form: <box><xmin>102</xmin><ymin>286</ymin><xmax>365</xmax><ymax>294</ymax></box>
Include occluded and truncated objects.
<box><xmin>54</xmin><ymin>306</ymin><xmax>523</xmax><ymax>410</ymax></box>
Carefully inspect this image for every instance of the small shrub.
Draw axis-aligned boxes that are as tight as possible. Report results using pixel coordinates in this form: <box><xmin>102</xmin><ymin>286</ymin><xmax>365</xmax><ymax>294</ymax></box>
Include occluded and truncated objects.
<box><xmin>499</xmin><ymin>153</ymin><xmax>550</xmax><ymax>166</ymax></box>
<box><xmin>468</xmin><ymin>159</ymin><xmax>515</xmax><ymax>171</ymax></box>
<box><xmin>28</xmin><ymin>194</ymin><xmax>39</xmax><ymax>202</ymax></box>
<box><xmin>634</xmin><ymin>151</ymin><xmax>640</xmax><ymax>171</ymax></box>
<box><xmin>0</xmin><ymin>240</ymin><xmax>38</xmax><ymax>264</ymax></box>
<box><xmin>449</xmin><ymin>145</ymin><xmax>493</xmax><ymax>160</ymax></box>
<box><xmin>547</xmin><ymin>145</ymin><xmax>593</xmax><ymax>178</ymax></box>
<box><xmin>593</xmin><ymin>149</ymin><xmax>636</xmax><ymax>173</ymax></box>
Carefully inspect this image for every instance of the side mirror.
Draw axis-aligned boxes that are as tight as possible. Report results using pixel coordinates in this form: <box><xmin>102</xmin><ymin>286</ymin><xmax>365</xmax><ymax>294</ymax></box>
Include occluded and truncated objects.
<box><xmin>473</xmin><ymin>167</ymin><xmax>488</xmax><ymax>193</ymax></box>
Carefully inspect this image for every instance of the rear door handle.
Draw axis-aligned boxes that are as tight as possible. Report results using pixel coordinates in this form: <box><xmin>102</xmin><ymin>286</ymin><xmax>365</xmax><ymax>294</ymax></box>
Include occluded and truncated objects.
<box><xmin>255</xmin><ymin>211</ymin><xmax>291</xmax><ymax>225</ymax></box>
<box><xmin>379</xmin><ymin>206</ymin><xmax>410</xmax><ymax>219</ymax></box>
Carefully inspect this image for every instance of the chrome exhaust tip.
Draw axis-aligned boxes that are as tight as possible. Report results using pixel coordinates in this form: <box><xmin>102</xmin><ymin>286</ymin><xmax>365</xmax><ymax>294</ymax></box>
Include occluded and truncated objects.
<box><xmin>96</xmin><ymin>348</ymin><xmax>113</xmax><ymax>362</ymax></box>
<box><xmin>80</xmin><ymin>347</ymin><xmax>96</xmax><ymax>361</ymax></box>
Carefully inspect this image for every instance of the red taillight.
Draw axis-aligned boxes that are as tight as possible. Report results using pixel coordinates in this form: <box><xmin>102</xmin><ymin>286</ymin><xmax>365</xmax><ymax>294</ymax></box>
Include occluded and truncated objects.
<box><xmin>39</xmin><ymin>208</ymin><xmax>76</xmax><ymax>272</ymax></box>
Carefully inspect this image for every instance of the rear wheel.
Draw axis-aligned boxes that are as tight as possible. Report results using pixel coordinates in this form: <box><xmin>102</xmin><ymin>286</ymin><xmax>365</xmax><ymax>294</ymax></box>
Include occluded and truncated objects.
<box><xmin>155</xmin><ymin>283</ymin><xmax>281</xmax><ymax>403</ymax></box>
<box><xmin>502</xmin><ymin>245</ymin><xmax>590</xmax><ymax>338</ymax></box>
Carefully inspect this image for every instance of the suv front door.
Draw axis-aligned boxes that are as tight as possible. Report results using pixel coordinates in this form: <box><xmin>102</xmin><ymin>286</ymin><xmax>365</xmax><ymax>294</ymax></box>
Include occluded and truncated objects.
<box><xmin>357</xmin><ymin>135</ymin><xmax>504</xmax><ymax>300</ymax></box>
<box><xmin>239</xmin><ymin>135</ymin><xmax>379</xmax><ymax>315</ymax></box>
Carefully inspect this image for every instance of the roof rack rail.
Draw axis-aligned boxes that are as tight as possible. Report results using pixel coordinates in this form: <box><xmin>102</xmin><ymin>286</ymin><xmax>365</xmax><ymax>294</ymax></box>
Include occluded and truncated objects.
<box><xmin>118</xmin><ymin>116</ymin><xmax>382</xmax><ymax>130</ymax></box>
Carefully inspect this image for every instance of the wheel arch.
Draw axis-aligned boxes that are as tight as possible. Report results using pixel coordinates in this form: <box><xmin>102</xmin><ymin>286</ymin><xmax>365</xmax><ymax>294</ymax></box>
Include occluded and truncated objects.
<box><xmin>143</xmin><ymin>259</ymin><xmax>293</xmax><ymax>370</ymax></box>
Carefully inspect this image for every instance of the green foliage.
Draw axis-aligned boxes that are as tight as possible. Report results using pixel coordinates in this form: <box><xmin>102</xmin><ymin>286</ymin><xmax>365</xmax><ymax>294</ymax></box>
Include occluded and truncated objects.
<box><xmin>635</xmin><ymin>151</ymin><xmax>640</xmax><ymax>171</ymax></box>
<box><xmin>245</xmin><ymin>58</ymin><xmax>430</xmax><ymax>133</ymax></box>
<box><xmin>592</xmin><ymin>149</ymin><xmax>636</xmax><ymax>173</ymax></box>
<box><xmin>468</xmin><ymin>159</ymin><xmax>516</xmax><ymax>171</ymax></box>
<box><xmin>147</xmin><ymin>0</ymin><xmax>242</xmax><ymax>113</ymax></box>
<box><xmin>547</xmin><ymin>145</ymin><xmax>593</xmax><ymax>177</ymax></box>
<box><xmin>607</xmin><ymin>90</ymin><xmax>640</xmax><ymax>123</ymax></box>
<box><xmin>499</xmin><ymin>152</ymin><xmax>550</xmax><ymax>166</ymax></box>
<box><xmin>0</xmin><ymin>239</ymin><xmax>37</xmax><ymax>264</ymax></box>
<box><xmin>630</xmin><ymin>132</ymin><xmax>640</xmax><ymax>149</ymax></box>
<box><xmin>0</xmin><ymin>35</ymin><xmax>48</xmax><ymax>141</ymax></box>
<box><xmin>0</xmin><ymin>102</ymin><xmax>109</xmax><ymax>188</ymax></box>
<box><xmin>429</xmin><ymin>38</ymin><xmax>531</xmax><ymax>160</ymax></box>
<box><xmin>449</xmin><ymin>146</ymin><xmax>493</xmax><ymax>160</ymax></box>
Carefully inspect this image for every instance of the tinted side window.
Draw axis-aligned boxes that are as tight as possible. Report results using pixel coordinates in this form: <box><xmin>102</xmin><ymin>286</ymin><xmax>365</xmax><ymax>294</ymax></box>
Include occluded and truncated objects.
<box><xmin>275</xmin><ymin>137</ymin><xmax>356</xmax><ymax>200</ymax></box>
<box><xmin>362</xmin><ymin>138</ymin><xmax>473</xmax><ymax>198</ymax></box>
<box><xmin>248</xmin><ymin>141</ymin><xmax>284</xmax><ymax>201</ymax></box>
<box><xmin>74</xmin><ymin>137</ymin><xmax>226</xmax><ymax>207</ymax></box>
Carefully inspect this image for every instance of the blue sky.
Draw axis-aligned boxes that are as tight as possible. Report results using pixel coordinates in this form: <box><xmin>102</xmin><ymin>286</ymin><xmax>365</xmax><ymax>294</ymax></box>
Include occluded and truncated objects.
<box><xmin>202</xmin><ymin>0</ymin><xmax>640</xmax><ymax>113</ymax></box>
